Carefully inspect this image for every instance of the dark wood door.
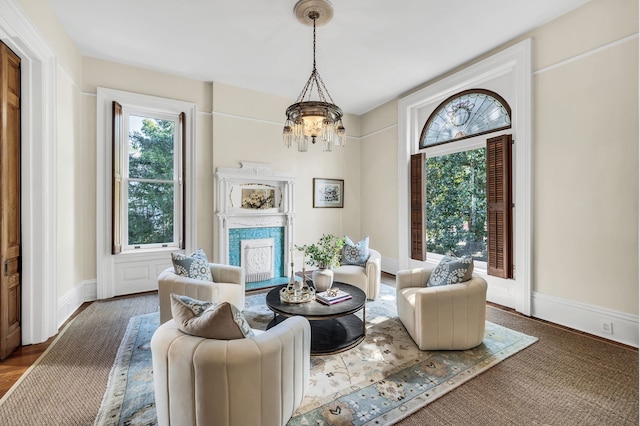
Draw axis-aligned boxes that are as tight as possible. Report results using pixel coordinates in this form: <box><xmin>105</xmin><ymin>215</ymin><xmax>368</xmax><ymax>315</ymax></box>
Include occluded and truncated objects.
<box><xmin>0</xmin><ymin>42</ymin><xmax>21</xmax><ymax>361</ymax></box>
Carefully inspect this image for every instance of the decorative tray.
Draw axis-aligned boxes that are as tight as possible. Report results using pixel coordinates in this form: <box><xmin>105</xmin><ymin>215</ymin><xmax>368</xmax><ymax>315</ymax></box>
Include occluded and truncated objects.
<box><xmin>280</xmin><ymin>281</ymin><xmax>315</xmax><ymax>304</ymax></box>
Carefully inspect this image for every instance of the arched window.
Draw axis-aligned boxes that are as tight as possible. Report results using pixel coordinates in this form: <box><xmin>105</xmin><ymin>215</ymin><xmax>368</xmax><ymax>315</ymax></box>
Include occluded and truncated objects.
<box><xmin>411</xmin><ymin>88</ymin><xmax>513</xmax><ymax>279</ymax></box>
<box><xmin>419</xmin><ymin>89</ymin><xmax>511</xmax><ymax>148</ymax></box>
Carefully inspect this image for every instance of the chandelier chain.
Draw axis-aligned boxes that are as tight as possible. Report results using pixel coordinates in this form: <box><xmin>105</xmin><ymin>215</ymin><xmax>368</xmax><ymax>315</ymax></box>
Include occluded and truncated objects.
<box><xmin>293</xmin><ymin>11</ymin><xmax>335</xmax><ymax>106</ymax></box>
<box><xmin>312</xmin><ymin>14</ymin><xmax>316</xmax><ymax>72</ymax></box>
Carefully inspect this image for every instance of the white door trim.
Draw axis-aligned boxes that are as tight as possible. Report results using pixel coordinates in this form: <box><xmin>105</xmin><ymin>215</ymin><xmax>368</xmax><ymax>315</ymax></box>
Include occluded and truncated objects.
<box><xmin>0</xmin><ymin>0</ymin><xmax>58</xmax><ymax>343</ymax></box>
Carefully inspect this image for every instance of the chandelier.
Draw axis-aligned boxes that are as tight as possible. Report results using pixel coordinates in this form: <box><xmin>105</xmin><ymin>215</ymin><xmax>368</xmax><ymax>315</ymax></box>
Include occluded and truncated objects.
<box><xmin>283</xmin><ymin>0</ymin><xmax>346</xmax><ymax>152</ymax></box>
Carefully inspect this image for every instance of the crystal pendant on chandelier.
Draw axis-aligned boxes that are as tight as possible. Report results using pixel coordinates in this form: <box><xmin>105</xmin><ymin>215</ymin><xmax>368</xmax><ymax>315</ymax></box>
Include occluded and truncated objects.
<box><xmin>283</xmin><ymin>0</ymin><xmax>346</xmax><ymax>152</ymax></box>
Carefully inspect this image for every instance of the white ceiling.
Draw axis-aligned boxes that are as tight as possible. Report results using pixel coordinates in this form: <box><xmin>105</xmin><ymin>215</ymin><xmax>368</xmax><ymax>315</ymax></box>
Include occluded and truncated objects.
<box><xmin>49</xmin><ymin>0</ymin><xmax>590</xmax><ymax>115</ymax></box>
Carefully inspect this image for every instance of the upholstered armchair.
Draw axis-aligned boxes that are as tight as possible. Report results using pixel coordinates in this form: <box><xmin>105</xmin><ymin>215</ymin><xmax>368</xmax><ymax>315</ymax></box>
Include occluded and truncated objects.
<box><xmin>157</xmin><ymin>263</ymin><xmax>245</xmax><ymax>324</ymax></box>
<box><xmin>151</xmin><ymin>315</ymin><xmax>311</xmax><ymax>426</ymax></box>
<box><xmin>396</xmin><ymin>267</ymin><xmax>488</xmax><ymax>350</ymax></box>
<box><xmin>333</xmin><ymin>248</ymin><xmax>382</xmax><ymax>300</ymax></box>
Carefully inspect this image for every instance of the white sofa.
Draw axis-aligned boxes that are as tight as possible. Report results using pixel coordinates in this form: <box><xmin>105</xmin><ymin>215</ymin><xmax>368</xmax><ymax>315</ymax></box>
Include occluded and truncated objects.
<box><xmin>157</xmin><ymin>263</ymin><xmax>245</xmax><ymax>324</ymax></box>
<box><xmin>151</xmin><ymin>315</ymin><xmax>311</xmax><ymax>426</ymax></box>
<box><xmin>396</xmin><ymin>267</ymin><xmax>487</xmax><ymax>350</ymax></box>
<box><xmin>332</xmin><ymin>248</ymin><xmax>381</xmax><ymax>300</ymax></box>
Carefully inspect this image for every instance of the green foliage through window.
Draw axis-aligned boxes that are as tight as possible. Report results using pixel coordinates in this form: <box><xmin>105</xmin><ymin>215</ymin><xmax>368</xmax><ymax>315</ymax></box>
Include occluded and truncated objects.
<box><xmin>425</xmin><ymin>148</ymin><xmax>487</xmax><ymax>261</ymax></box>
<box><xmin>127</xmin><ymin>115</ymin><xmax>176</xmax><ymax>246</ymax></box>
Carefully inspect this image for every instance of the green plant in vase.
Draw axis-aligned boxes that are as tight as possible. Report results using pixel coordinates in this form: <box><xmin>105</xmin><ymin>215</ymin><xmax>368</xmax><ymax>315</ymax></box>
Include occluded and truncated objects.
<box><xmin>298</xmin><ymin>234</ymin><xmax>346</xmax><ymax>292</ymax></box>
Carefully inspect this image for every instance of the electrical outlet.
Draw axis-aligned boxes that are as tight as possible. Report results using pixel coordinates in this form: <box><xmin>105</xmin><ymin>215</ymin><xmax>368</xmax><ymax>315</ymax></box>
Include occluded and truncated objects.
<box><xmin>601</xmin><ymin>321</ymin><xmax>613</xmax><ymax>335</ymax></box>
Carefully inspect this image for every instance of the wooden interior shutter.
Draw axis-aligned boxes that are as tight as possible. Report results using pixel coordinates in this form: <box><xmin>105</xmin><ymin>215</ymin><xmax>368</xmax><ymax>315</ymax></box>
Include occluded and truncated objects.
<box><xmin>410</xmin><ymin>152</ymin><xmax>426</xmax><ymax>261</ymax></box>
<box><xmin>486</xmin><ymin>134</ymin><xmax>513</xmax><ymax>278</ymax></box>
<box><xmin>179</xmin><ymin>112</ymin><xmax>185</xmax><ymax>249</ymax></box>
<box><xmin>111</xmin><ymin>101</ymin><xmax>123</xmax><ymax>254</ymax></box>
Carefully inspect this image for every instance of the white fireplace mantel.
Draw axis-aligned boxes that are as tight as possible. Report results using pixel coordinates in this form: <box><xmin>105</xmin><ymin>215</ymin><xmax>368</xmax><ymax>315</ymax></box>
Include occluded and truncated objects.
<box><xmin>215</xmin><ymin>162</ymin><xmax>295</xmax><ymax>275</ymax></box>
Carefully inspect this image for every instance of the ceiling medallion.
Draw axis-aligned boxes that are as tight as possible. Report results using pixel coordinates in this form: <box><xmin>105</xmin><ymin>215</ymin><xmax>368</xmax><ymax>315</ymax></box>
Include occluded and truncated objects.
<box><xmin>283</xmin><ymin>0</ymin><xmax>346</xmax><ymax>152</ymax></box>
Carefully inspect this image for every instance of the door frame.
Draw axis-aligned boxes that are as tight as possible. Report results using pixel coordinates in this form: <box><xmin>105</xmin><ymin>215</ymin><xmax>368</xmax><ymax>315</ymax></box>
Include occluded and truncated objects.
<box><xmin>0</xmin><ymin>0</ymin><xmax>58</xmax><ymax>344</ymax></box>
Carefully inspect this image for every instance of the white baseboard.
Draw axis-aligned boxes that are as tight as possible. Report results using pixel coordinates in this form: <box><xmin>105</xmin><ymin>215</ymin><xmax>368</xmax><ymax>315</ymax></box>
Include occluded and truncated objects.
<box><xmin>380</xmin><ymin>256</ymin><xmax>637</xmax><ymax>348</ymax></box>
<box><xmin>56</xmin><ymin>280</ymin><xmax>97</xmax><ymax>329</ymax></box>
<box><xmin>380</xmin><ymin>256</ymin><xmax>399</xmax><ymax>276</ymax></box>
<box><xmin>532</xmin><ymin>292</ymin><xmax>638</xmax><ymax>348</ymax></box>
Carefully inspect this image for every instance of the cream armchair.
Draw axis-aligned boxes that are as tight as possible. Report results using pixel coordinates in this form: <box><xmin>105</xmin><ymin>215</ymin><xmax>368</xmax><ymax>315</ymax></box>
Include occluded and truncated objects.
<box><xmin>157</xmin><ymin>263</ymin><xmax>245</xmax><ymax>324</ymax></box>
<box><xmin>151</xmin><ymin>315</ymin><xmax>311</xmax><ymax>426</ymax></box>
<box><xmin>396</xmin><ymin>267</ymin><xmax>487</xmax><ymax>350</ymax></box>
<box><xmin>333</xmin><ymin>248</ymin><xmax>382</xmax><ymax>300</ymax></box>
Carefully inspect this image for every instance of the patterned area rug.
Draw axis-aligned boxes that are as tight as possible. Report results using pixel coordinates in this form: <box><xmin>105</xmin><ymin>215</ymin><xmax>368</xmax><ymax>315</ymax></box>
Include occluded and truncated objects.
<box><xmin>95</xmin><ymin>285</ymin><xmax>537</xmax><ymax>425</ymax></box>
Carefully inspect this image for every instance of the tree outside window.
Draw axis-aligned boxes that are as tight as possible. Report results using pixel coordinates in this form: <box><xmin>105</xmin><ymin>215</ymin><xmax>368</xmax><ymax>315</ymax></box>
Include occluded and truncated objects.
<box><xmin>425</xmin><ymin>147</ymin><xmax>487</xmax><ymax>261</ymax></box>
<box><xmin>127</xmin><ymin>116</ymin><xmax>176</xmax><ymax>245</ymax></box>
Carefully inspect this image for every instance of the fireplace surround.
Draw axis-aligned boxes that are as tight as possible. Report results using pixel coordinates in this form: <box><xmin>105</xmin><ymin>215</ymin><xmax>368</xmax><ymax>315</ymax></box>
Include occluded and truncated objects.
<box><xmin>215</xmin><ymin>162</ymin><xmax>295</xmax><ymax>287</ymax></box>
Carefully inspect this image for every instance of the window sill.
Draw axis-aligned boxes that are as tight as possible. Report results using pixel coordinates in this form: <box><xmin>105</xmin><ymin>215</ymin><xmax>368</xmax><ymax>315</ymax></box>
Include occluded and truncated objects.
<box><xmin>118</xmin><ymin>246</ymin><xmax>180</xmax><ymax>256</ymax></box>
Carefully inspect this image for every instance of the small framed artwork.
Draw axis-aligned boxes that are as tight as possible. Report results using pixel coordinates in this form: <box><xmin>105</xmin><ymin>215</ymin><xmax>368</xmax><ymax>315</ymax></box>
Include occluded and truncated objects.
<box><xmin>313</xmin><ymin>178</ymin><xmax>344</xmax><ymax>208</ymax></box>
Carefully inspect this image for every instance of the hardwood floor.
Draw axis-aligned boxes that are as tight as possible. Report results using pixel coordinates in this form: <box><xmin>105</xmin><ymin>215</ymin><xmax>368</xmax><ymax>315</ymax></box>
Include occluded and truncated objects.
<box><xmin>0</xmin><ymin>274</ymin><xmax>634</xmax><ymax>399</ymax></box>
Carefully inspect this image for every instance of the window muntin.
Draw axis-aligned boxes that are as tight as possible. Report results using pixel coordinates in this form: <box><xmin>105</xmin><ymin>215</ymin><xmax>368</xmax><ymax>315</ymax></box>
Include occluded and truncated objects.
<box><xmin>425</xmin><ymin>147</ymin><xmax>487</xmax><ymax>262</ymax></box>
<box><xmin>122</xmin><ymin>110</ymin><xmax>181</xmax><ymax>250</ymax></box>
<box><xmin>420</xmin><ymin>89</ymin><xmax>511</xmax><ymax>148</ymax></box>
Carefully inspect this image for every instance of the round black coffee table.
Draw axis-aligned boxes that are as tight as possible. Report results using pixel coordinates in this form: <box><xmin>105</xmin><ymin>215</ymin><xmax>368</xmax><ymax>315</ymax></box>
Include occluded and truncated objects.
<box><xmin>265</xmin><ymin>281</ymin><xmax>366</xmax><ymax>355</ymax></box>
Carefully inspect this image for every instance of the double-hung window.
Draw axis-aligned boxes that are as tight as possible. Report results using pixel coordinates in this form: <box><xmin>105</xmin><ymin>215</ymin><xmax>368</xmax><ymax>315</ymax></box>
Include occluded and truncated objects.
<box><xmin>112</xmin><ymin>102</ymin><xmax>184</xmax><ymax>253</ymax></box>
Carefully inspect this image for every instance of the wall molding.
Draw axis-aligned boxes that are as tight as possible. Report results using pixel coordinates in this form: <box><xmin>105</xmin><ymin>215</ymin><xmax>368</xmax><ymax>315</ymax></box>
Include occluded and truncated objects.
<box><xmin>534</xmin><ymin>33</ymin><xmax>638</xmax><ymax>75</ymax></box>
<box><xmin>532</xmin><ymin>292</ymin><xmax>638</xmax><ymax>348</ymax></box>
<box><xmin>56</xmin><ymin>280</ymin><xmax>97</xmax><ymax>329</ymax></box>
<box><xmin>380</xmin><ymin>255</ymin><xmax>398</xmax><ymax>277</ymax></box>
<box><xmin>360</xmin><ymin>123</ymin><xmax>398</xmax><ymax>140</ymax></box>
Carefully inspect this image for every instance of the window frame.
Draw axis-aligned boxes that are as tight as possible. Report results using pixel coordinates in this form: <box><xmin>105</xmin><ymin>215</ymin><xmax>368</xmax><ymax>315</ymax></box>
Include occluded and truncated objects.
<box><xmin>419</xmin><ymin>88</ymin><xmax>512</xmax><ymax>149</ymax></box>
<box><xmin>120</xmin><ymin>107</ymin><xmax>183</xmax><ymax>251</ymax></box>
<box><xmin>419</xmin><ymin>132</ymin><xmax>492</xmax><ymax>273</ymax></box>
<box><xmin>97</xmin><ymin>87</ymin><xmax>197</xmax><ymax>299</ymax></box>
<box><xmin>398</xmin><ymin>39</ymin><xmax>532</xmax><ymax>314</ymax></box>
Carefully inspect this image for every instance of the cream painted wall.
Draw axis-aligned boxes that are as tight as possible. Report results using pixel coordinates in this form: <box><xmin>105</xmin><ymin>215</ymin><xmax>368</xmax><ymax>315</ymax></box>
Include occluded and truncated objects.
<box><xmin>532</xmin><ymin>0</ymin><xmax>638</xmax><ymax>313</ymax></box>
<box><xmin>360</xmin><ymin>0</ymin><xmax>638</xmax><ymax>316</ymax></box>
<box><xmin>55</xmin><ymin>67</ymin><xmax>83</xmax><ymax>297</ymax></box>
<box><xmin>81</xmin><ymin>96</ymin><xmax>97</xmax><ymax>282</ymax></box>
<box><xmin>360</xmin><ymin>101</ymin><xmax>399</xmax><ymax>263</ymax></box>
<box><xmin>211</xmin><ymin>82</ymin><xmax>362</xmax><ymax>265</ymax></box>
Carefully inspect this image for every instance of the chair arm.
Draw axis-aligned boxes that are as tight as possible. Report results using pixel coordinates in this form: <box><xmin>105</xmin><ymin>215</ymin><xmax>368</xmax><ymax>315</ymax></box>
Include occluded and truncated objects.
<box><xmin>209</xmin><ymin>263</ymin><xmax>245</xmax><ymax>285</ymax></box>
<box><xmin>396</xmin><ymin>268</ymin><xmax>432</xmax><ymax>291</ymax></box>
<box><xmin>365</xmin><ymin>249</ymin><xmax>382</xmax><ymax>299</ymax></box>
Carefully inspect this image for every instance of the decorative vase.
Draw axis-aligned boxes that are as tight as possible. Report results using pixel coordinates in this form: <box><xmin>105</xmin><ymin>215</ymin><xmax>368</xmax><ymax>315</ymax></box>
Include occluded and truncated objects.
<box><xmin>312</xmin><ymin>268</ymin><xmax>334</xmax><ymax>292</ymax></box>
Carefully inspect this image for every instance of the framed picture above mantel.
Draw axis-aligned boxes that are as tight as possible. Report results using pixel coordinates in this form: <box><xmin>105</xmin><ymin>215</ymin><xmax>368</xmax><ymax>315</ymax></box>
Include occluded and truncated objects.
<box><xmin>313</xmin><ymin>178</ymin><xmax>344</xmax><ymax>208</ymax></box>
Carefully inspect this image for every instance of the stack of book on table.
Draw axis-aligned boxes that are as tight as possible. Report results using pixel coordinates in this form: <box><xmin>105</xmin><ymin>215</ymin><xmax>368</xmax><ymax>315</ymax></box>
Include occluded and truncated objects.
<box><xmin>316</xmin><ymin>289</ymin><xmax>352</xmax><ymax>305</ymax></box>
